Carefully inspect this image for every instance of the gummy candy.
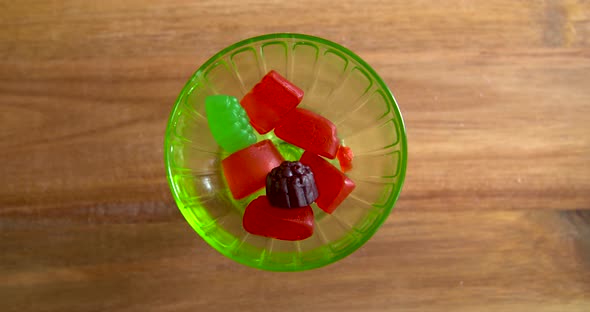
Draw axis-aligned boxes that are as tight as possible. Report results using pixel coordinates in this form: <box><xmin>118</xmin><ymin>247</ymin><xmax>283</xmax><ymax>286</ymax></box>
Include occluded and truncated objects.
<box><xmin>205</xmin><ymin>95</ymin><xmax>257</xmax><ymax>154</ymax></box>
<box><xmin>337</xmin><ymin>146</ymin><xmax>354</xmax><ymax>173</ymax></box>
<box><xmin>243</xmin><ymin>196</ymin><xmax>314</xmax><ymax>241</ymax></box>
<box><xmin>266</xmin><ymin>161</ymin><xmax>318</xmax><ymax>208</ymax></box>
<box><xmin>300</xmin><ymin>151</ymin><xmax>355</xmax><ymax>214</ymax></box>
<box><xmin>240</xmin><ymin>70</ymin><xmax>303</xmax><ymax>134</ymax></box>
<box><xmin>274</xmin><ymin>108</ymin><xmax>340</xmax><ymax>159</ymax></box>
<box><xmin>222</xmin><ymin>140</ymin><xmax>284</xmax><ymax>199</ymax></box>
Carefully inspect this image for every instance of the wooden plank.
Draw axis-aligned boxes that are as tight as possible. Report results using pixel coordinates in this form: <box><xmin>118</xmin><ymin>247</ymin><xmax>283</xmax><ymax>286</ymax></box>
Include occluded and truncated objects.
<box><xmin>1</xmin><ymin>52</ymin><xmax>589</xmax><ymax>213</ymax></box>
<box><xmin>1</xmin><ymin>0</ymin><xmax>589</xmax><ymax>311</ymax></box>
<box><xmin>1</xmin><ymin>210</ymin><xmax>588</xmax><ymax>312</ymax></box>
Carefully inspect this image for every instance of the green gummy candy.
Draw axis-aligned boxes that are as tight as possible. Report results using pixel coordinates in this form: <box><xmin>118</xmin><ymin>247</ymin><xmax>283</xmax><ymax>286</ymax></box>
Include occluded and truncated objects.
<box><xmin>205</xmin><ymin>95</ymin><xmax>257</xmax><ymax>153</ymax></box>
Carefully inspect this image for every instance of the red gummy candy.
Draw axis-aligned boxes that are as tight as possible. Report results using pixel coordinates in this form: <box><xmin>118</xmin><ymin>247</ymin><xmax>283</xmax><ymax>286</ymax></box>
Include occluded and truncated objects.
<box><xmin>240</xmin><ymin>70</ymin><xmax>304</xmax><ymax>134</ymax></box>
<box><xmin>243</xmin><ymin>196</ymin><xmax>314</xmax><ymax>241</ymax></box>
<box><xmin>275</xmin><ymin>108</ymin><xmax>340</xmax><ymax>159</ymax></box>
<box><xmin>337</xmin><ymin>146</ymin><xmax>354</xmax><ymax>173</ymax></box>
<box><xmin>300</xmin><ymin>151</ymin><xmax>355</xmax><ymax>214</ymax></box>
<box><xmin>222</xmin><ymin>140</ymin><xmax>284</xmax><ymax>199</ymax></box>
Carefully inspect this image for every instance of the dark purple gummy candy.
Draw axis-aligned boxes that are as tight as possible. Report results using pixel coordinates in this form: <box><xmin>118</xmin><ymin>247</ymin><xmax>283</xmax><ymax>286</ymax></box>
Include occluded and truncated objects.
<box><xmin>266</xmin><ymin>161</ymin><xmax>319</xmax><ymax>208</ymax></box>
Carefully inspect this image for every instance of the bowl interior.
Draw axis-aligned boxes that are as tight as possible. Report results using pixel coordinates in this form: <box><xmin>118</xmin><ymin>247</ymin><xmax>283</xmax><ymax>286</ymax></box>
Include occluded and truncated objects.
<box><xmin>165</xmin><ymin>34</ymin><xmax>406</xmax><ymax>271</ymax></box>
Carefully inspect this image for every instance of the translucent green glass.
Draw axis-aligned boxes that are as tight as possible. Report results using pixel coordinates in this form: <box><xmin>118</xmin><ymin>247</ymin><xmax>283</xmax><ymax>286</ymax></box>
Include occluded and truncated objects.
<box><xmin>164</xmin><ymin>33</ymin><xmax>407</xmax><ymax>271</ymax></box>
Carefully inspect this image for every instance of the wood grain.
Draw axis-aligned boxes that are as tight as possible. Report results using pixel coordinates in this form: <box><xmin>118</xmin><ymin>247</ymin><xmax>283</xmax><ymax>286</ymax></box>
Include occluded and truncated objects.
<box><xmin>1</xmin><ymin>211</ymin><xmax>589</xmax><ymax>311</ymax></box>
<box><xmin>1</xmin><ymin>0</ymin><xmax>589</xmax><ymax>311</ymax></box>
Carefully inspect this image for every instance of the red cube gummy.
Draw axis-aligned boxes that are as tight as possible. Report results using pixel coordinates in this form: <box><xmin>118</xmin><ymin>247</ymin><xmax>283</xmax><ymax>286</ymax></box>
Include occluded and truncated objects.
<box><xmin>275</xmin><ymin>108</ymin><xmax>340</xmax><ymax>159</ymax></box>
<box><xmin>243</xmin><ymin>196</ymin><xmax>314</xmax><ymax>241</ymax></box>
<box><xmin>222</xmin><ymin>140</ymin><xmax>284</xmax><ymax>199</ymax></box>
<box><xmin>337</xmin><ymin>146</ymin><xmax>354</xmax><ymax>173</ymax></box>
<box><xmin>240</xmin><ymin>70</ymin><xmax>304</xmax><ymax>134</ymax></box>
<box><xmin>300</xmin><ymin>151</ymin><xmax>355</xmax><ymax>213</ymax></box>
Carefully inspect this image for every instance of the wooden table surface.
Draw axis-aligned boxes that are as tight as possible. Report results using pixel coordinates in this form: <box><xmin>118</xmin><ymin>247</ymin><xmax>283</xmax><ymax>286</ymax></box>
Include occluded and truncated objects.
<box><xmin>1</xmin><ymin>1</ymin><xmax>589</xmax><ymax>311</ymax></box>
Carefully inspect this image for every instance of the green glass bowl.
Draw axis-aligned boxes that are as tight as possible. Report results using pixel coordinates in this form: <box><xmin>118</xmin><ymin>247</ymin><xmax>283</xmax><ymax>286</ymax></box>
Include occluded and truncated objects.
<box><xmin>164</xmin><ymin>33</ymin><xmax>407</xmax><ymax>271</ymax></box>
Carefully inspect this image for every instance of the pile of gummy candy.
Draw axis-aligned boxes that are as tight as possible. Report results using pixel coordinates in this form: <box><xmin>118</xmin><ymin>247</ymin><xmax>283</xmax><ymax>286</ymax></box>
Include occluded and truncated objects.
<box><xmin>206</xmin><ymin>71</ymin><xmax>355</xmax><ymax>241</ymax></box>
